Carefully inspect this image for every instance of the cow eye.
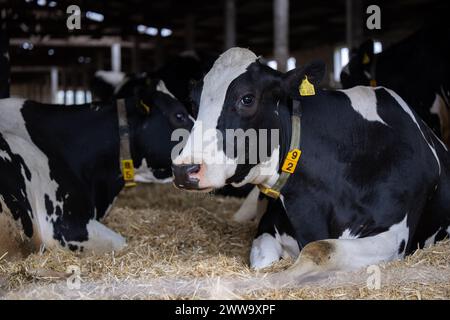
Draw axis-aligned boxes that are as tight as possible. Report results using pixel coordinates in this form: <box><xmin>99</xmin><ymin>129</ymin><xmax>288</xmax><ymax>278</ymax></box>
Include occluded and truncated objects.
<box><xmin>240</xmin><ymin>94</ymin><xmax>255</xmax><ymax>106</ymax></box>
<box><xmin>174</xmin><ymin>112</ymin><xmax>187</xmax><ymax>122</ymax></box>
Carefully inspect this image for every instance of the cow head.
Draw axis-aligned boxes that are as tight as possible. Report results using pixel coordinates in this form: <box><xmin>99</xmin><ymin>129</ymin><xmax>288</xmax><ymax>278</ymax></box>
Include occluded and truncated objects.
<box><xmin>172</xmin><ymin>47</ymin><xmax>324</xmax><ymax>191</ymax></box>
<box><xmin>130</xmin><ymin>80</ymin><xmax>194</xmax><ymax>183</ymax></box>
<box><xmin>340</xmin><ymin>39</ymin><xmax>375</xmax><ymax>88</ymax></box>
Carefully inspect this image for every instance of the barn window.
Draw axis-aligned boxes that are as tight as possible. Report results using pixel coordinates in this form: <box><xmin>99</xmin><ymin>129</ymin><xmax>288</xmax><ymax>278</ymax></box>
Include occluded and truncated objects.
<box><xmin>57</xmin><ymin>90</ymin><xmax>92</xmax><ymax>105</ymax></box>
<box><xmin>333</xmin><ymin>41</ymin><xmax>382</xmax><ymax>82</ymax></box>
<box><xmin>267</xmin><ymin>57</ymin><xmax>296</xmax><ymax>71</ymax></box>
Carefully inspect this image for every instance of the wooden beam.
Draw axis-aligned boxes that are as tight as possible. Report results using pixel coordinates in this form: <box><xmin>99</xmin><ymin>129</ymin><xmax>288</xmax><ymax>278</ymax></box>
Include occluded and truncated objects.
<box><xmin>274</xmin><ymin>0</ymin><xmax>289</xmax><ymax>72</ymax></box>
<box><xmin>224</xmin><ymin>0</ymin><xmax>236</xmax><ymax>49</ymax></box>
<box><xmin>10</xmin><ymin>36</ymin><xmax>155</xmax><ymax>49</ymax></box>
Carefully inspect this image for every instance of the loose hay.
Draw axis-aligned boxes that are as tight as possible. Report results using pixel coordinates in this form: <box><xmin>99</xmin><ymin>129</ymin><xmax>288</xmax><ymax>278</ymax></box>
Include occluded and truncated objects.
<box><xmin>0</xmin><ymin>184</ymin><xmax>449</xmax><ymax>299</ymax></box>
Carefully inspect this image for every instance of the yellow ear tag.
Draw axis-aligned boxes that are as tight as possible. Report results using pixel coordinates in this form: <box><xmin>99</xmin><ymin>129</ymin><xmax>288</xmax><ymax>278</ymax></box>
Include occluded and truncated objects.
<box><xmin>362</xmin><ymin>53</ymin><xmax>370</xmax><ymax>65</ymax></box>
<box><xmin>281</xmin><ymin>149</ymin><xmax>302</xmax><ymax>174</ymax></box>
<box><xmin>299</xmin><ymin>76</ymin><xmax>315</xmax><ymax>96</ymax></box>
<box><xmin>140</xmin><ymin>100</ymin><xmax>151</xmax><ymax>114</ymax></box>
<box><xmin>370</xmin><ymin>79</ymin><xmax>377</xmax><ymax>87</ymax></box>
<box><xmin>121</xmin><ymin>159</ymin><xmax>137</xmax><ymax>187</ymax></box>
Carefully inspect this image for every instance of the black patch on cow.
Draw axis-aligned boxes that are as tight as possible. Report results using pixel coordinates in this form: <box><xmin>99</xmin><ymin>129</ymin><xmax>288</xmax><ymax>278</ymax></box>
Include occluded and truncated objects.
<box><xmin>68</xmin><ymin>244</ymin><xmax>79</xmax><ymax>251</ymax></box>
<box><xmin>0</xmin><ymin>133</ymin><xmax>34</xmax><ymax>237</ymax></box>
<box><xmin>44</xmin><ymin>194</ymin><xmax>54</xmax><ymax>216</ymax></box>
<box><xmin>398</xmin><ymin>239</ymin><xmax>406</xmax><ymax>254</ymax></box>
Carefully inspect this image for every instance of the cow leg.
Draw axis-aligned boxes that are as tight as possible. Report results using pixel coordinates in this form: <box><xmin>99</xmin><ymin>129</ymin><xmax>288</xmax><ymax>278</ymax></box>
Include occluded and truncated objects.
<box><xmin>250</xmin><ymin>198</ymin><xmax>299</xmax><ymax>269</ymax></box>
<box><xmin>38</xmin><ymin>216</ymin><xmax>126</xmax><ymax>253</ymax></box>
<box><xmin>75</xmin><ymin>220</ymin><xmax>126</xmax><ymax>253</ymax></box>
<box><xmin>233</xmin><ymin>186</ymin><xmax>268</xmax><ymax>222</ymax></box>
<box><xmin>271</xmin><ymin>216</ymin><xmax>408</xmax><ymax>284</ymax></box>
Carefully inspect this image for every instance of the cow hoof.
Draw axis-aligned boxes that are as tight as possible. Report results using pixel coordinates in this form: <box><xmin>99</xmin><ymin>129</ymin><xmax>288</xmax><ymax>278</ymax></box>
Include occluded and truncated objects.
<box><xmin>250</xmin><ymin>233</ymin><xmax>282</xmax><ymax>269</ymax></box>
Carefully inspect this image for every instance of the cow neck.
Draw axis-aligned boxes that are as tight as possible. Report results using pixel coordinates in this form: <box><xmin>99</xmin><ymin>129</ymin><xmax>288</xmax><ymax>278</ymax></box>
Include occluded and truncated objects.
<box><xmin>116</xmin><ymin>98</ymin><xmax>137</xmax><ymax>188</ymax></box>
<box><xmin>257</xmin><ymin>98</ymin><xmax>302</xmax><ymax>199</ymax></box>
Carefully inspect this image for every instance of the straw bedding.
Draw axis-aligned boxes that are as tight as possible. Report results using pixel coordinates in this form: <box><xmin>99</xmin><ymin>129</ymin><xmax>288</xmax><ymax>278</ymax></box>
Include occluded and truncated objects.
<box><xmin>0</xmin><ymin>183</ymin><xmax>449</xmax><ymax>299</ymax></box>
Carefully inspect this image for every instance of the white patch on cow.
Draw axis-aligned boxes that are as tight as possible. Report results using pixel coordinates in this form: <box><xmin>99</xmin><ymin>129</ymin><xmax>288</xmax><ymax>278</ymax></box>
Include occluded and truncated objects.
<box><xmin>447</xmin><ymin>226</ymin><xmax>450</xmax><ymax>236</ymax></box>
<box><xmin>331</xmin><ymin>214</ymin><xmax>409</xmax><ymax>270</ymax></box>
<box><xmin>250</xmin><ymin>226</ymin><xmax>299</xmax><ymax>270</ymax></box>
<box><xmin>277</xmin><ymin>231</ymin><xmax>300</xmax><ymax>259</ymax></box>
<box><xmin>0</xmin><ymin>150</ymin><xmax>11</xmax><ymax>162</ymax></box>
<box><xmin>156</xmin><ymin>80</ymin><xmax>176</xmax><ymax>99</ymax></box>
<box><xmin>250</xmin><ymin>233</ymin><xmax>282</xmax><ymax>269</ymax></box>
<box><xmin>340</xmin><ymin>86</ymin><xmax>387</xmax><ymax>125</ymax></box>
<box><xmin>429</xmin><ymin>93</ymin><xmax>449</xmax><ymax>151</ymax></box>
<box><xmin>174</xmin><ymin>48</ymin><xmax>258</xmax><ymax>188</ymax></box>
<box><xmin>134</xmin><ymin>159</ymin><xmax>172</xmax><ymax>184</ymax></box>
<box><xmin>384</xmin><ymin>88</ymin><xmax>441</xmax><ymax>174</ymax></box>
<box><xmin>66</xmin><ymin>219</ymin><xmax>126</xmax><ymax>252</ymax></box>
<box><xmin>339</xmin><ymin>229</ymin><xmax>359</xmax><ymax>240</ymax></box>
<box><xmin>424</xmin><ymin>229</ymin><xmax>440</xmax><ymax>248</ymax></box>
<box><xmin>231</xmin><ymin>146</ymin><xmax>280</xmax><ymax>189</ymax></box>
<box><xmin>233</xmin><ymin>186</ymin><xmax>266</xmax><ymax>222</ymax></box>
<box><xmin>95</xmin><ymin>70</ymin><xmax>125</xmax><ymax>88</ymax></box>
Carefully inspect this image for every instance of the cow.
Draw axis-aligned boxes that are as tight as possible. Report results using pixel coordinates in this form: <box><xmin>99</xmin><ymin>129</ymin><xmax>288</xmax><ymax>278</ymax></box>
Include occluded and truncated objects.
<box><xmin>0</xmin><ymin>80</ymin><xmax>193</xmax><ymax>258</ymax></box>
<box><xmin>340</xmin><ymin>25</ymin><xmax>450</xmax><ymax>145</ymax></box>
<box><xmin>172</xmin><ymin>47</ymin><xmax>450</xmax><ymax>281</ymax></box>
<box><xmin>92</xmin><ymin>54</ymin><xmax>261</xmax><ymax>216</ymax></box>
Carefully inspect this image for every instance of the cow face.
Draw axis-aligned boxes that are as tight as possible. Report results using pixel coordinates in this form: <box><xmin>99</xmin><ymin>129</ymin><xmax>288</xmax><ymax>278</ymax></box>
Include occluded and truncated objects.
<box><xmin>172</xmin><ymin>47</ymin><xmax>324</xmax><ymax>191</ymax></box>
<box><xmin>340</xmin><ymin>40</ymin><xmax>375</xmax><ymax>88</ymax></box>
<box><xmin>132</xmin><ymin>84</ymin><xmax>194</xmax><ymax>182</ymax></box>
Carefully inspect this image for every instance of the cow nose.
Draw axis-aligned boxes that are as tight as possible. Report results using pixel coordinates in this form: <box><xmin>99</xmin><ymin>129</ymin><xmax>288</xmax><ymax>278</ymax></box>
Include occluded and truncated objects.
<box><xmin>172</xmin><ymin>163</ymin><xmax>201</xmax><ymax>189</ymax></box>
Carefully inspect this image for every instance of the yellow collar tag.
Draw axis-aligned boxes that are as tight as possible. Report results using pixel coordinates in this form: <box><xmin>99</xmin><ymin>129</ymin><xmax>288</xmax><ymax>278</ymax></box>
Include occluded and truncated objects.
<box><xmin>281</xmin><ymin>148</ymin><xmax>302</xmax><ymax>174</ymax></box>
<box><xmin>369</xmin><ymin>79</ymin><xmax>377</xmax><ymax>87</ymax></box>
<box><xmin>258</xmin><ymin>185</ymin><xmax>281</xmax><ymax>199</ymax></box>
<box><xmin>299</xmin><ymin>76</ymin><xmax>315</xmax><ymax>96</ymax></box>
<box><xmin>121</xmin><ymin>159</ymin><xmax>137</xmax><ymax>187</ymax></box>
<box><xmin>362</xmin><ymin>53</ymin><xmax>370</xmax><ymax>65</ymax></box>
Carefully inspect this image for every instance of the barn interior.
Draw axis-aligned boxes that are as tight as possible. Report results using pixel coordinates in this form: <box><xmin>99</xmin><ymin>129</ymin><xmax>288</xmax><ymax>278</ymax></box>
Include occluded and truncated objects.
<box><xmin>2</xmin><ymin>0</ymin><xmax>448</xmax><ymax>102</ymax></box>
<box><xmin>1</xmin><ymin>0</ymin><xmax>450</xmax><ymax>300</ymax></box>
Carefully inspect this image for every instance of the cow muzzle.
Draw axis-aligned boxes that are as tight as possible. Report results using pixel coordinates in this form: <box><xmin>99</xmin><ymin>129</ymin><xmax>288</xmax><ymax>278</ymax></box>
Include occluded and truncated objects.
<box><xmin>172</xmin><ymin>163</ymin><xmax>203</xmax><ymax>190</ymax></box>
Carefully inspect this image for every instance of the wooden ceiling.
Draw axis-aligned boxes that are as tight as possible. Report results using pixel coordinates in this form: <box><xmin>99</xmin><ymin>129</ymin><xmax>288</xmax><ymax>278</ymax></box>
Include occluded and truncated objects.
<box><xmin>2</xmin><ymin>0</ymin><xmax>449</xmax><ymax>70</ymax></box>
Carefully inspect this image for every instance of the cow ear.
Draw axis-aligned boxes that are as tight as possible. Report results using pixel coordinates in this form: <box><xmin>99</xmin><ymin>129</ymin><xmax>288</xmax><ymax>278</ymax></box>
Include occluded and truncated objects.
<box><xmin>358</xmin><ymin>39</ymin><xmax>375</xmax><ymax>65</ymax></box>
<box><xmin>282</xmin><ymin>60</ymin><xmax>326</xmax><ymax>99</ymax></box>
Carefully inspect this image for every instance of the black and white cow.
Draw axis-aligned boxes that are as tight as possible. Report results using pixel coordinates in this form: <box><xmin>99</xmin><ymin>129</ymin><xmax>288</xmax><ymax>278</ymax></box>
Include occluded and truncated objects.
<box><xmin>340</xmin><ymin>26</ymin><xmax>450</xmax><ymax>145</ymax></box>
<box><xmin>172</xmin><ymin>48</ymin><xmax>450</xmax><ymax>279</ymax></box>
<box><xmin>0</xmin><ymin>82</ymin><xmax>193</xmax><ymax>256</ymax></box>
<box><xmin>92</xmin><ymin>56</ymin><xmax>260</xmax><ymax>214</ymax></box>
